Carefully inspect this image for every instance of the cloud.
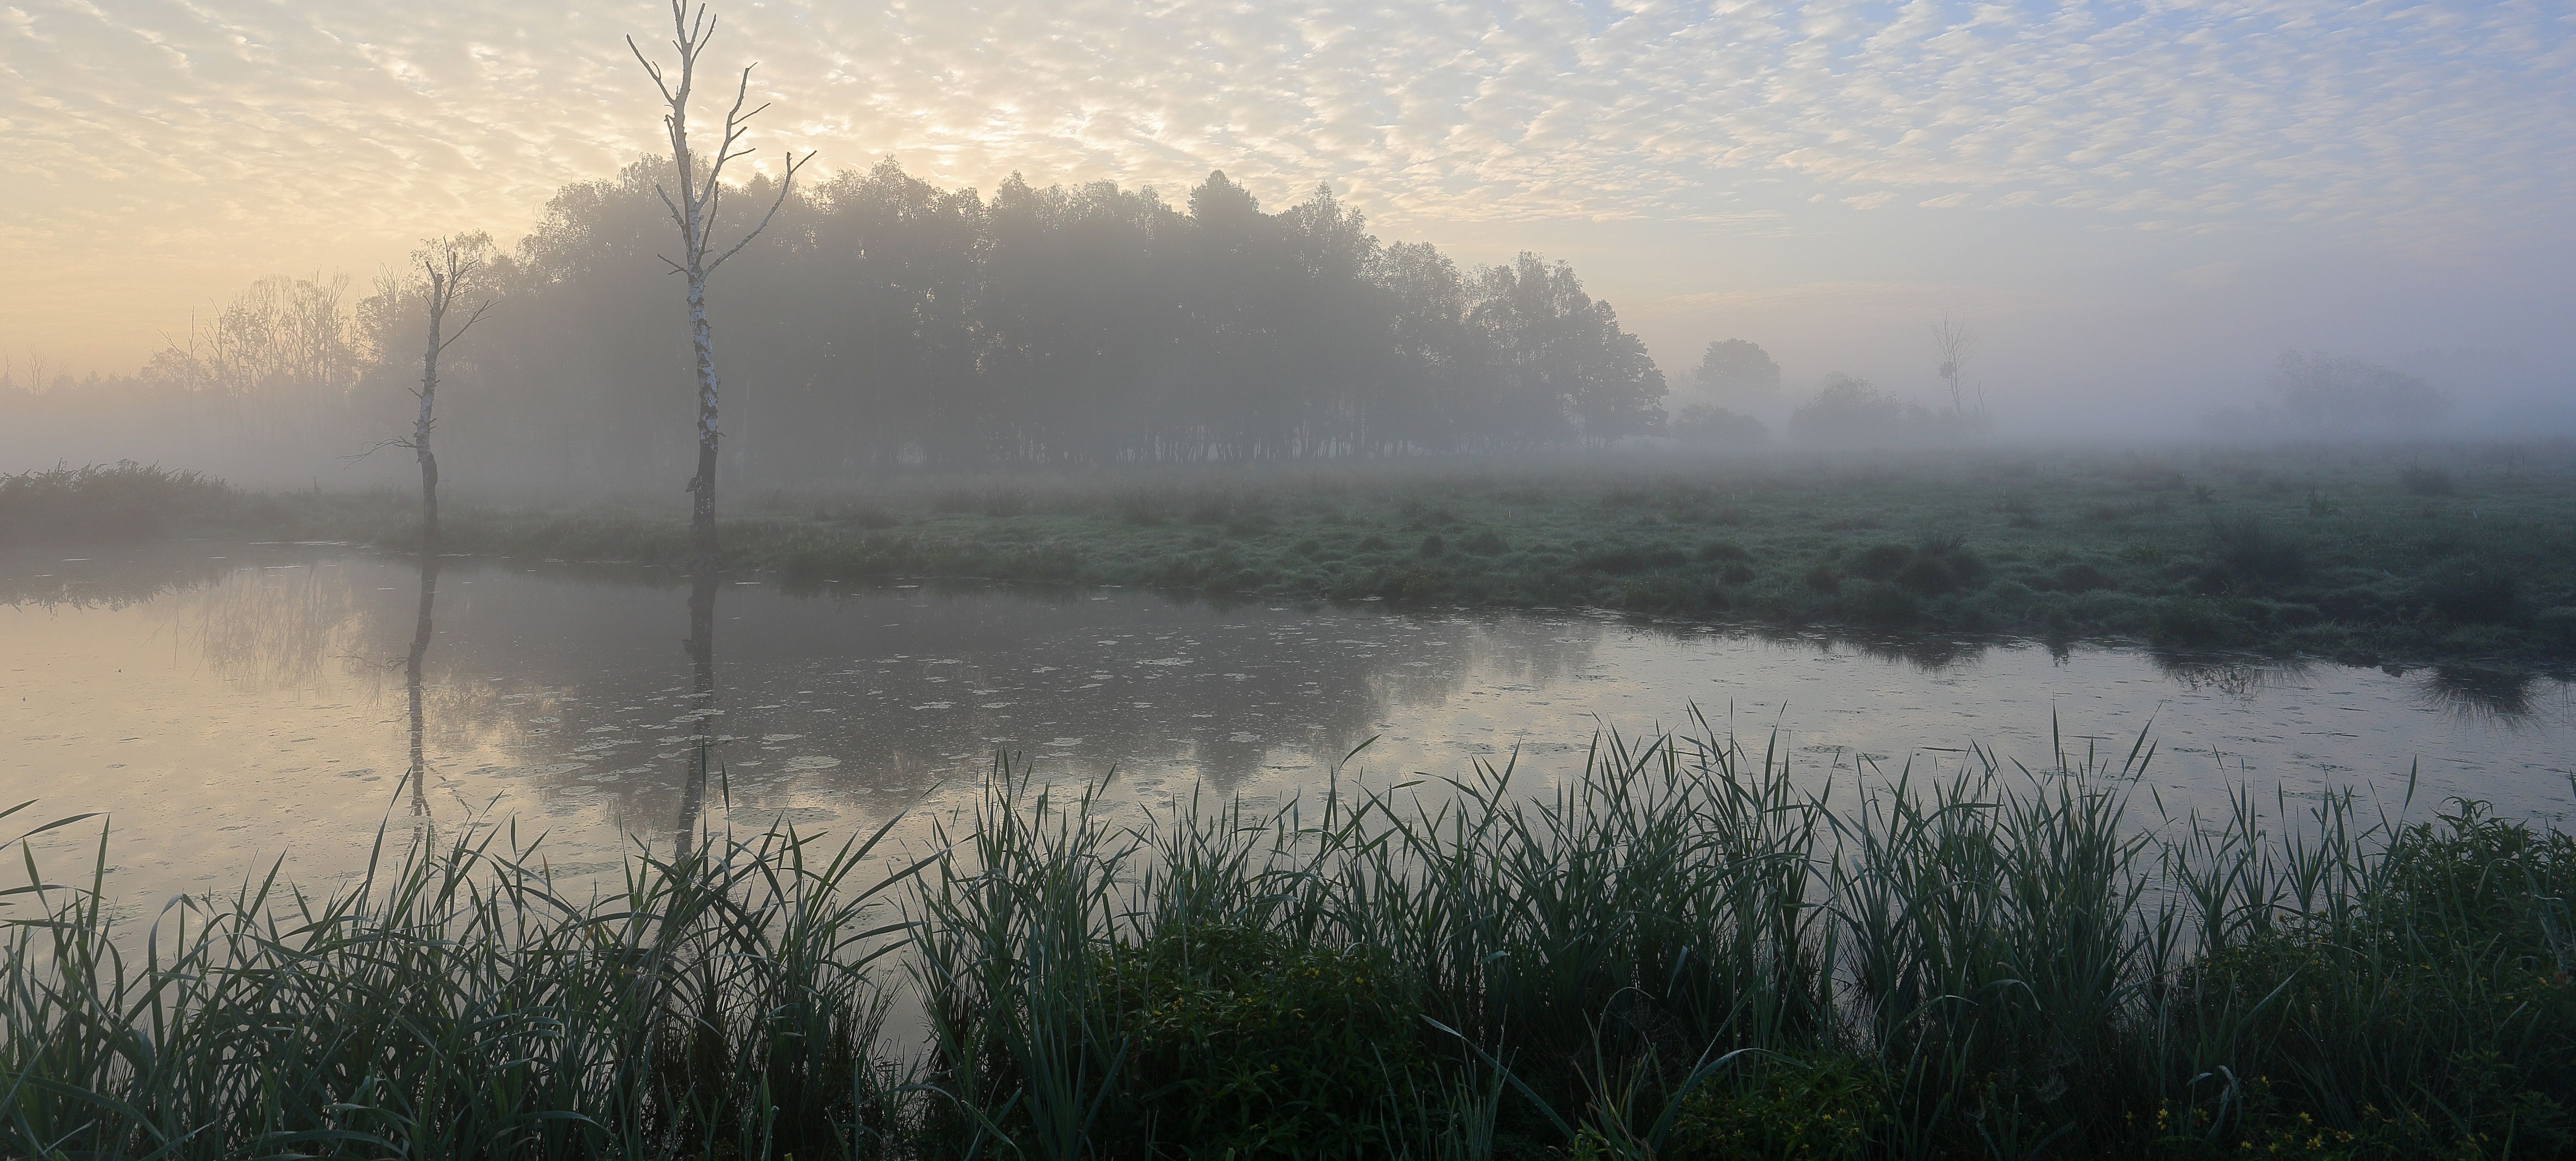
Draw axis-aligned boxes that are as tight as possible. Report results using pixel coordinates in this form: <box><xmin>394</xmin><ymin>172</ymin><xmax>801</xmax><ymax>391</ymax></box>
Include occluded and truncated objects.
<box><xmin>3</xmin><ymin>0</ymin><xmax>2571</xmax><ymax>369</ymax></box>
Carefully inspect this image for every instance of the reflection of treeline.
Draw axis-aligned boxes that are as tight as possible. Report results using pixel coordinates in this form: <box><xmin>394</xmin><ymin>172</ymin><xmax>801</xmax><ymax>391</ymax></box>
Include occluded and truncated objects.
<box><xmin>9</xmin><ymin>728</ymin><xmax>2571</xmax><ymax>1157</ymax></box>
<box><xmin>2</xmin><ymin>163</ymin><xmax>1670</xmax><ymax>485</ymax></box>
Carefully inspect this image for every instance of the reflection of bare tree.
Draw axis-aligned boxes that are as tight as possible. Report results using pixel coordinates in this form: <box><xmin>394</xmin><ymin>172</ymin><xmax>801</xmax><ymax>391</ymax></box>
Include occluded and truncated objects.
<box><xmin>674</xmin><ymin>565</ymin><xmax>719</xmax><ymax>857</ymax></box>
<box><xmin>402</xmin><ymin>551</ymin><xmax>440</xmax><ymax>823</ymax></box>
<box><xmin>187</xmin><ymin>564</ymin><xmax>365</xmax><ymax>689</ymax></box>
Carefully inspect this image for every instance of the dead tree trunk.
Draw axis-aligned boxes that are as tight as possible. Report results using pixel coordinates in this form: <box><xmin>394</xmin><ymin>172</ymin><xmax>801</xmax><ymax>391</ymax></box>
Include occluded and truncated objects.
<box><xmin>630</xmin><ymin>0</ymin><xmax>808</xmax><ymax>576</ymax></box>
<box><xmin>404</xmin><ymin>235</ymin><xmax>492</xmax><ymax>556</ymax></box>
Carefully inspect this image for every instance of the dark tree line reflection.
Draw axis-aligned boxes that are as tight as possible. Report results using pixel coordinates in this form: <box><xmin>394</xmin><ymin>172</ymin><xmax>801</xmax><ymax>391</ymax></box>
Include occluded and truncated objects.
<box><xmin>11</xmin><ymin>550</ymin><xmax>2566</xmax><ymax>854</ymax></box>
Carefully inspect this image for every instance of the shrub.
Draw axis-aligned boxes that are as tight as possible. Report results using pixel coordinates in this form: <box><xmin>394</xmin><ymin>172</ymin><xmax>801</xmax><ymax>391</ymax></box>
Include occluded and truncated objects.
<box><xmin>2418</xmin><ymin>563</ymin><xmax>2520</xmax><ymax>625</ymax></box>
<box><xmin>2206</xmin><ymin>516</ymin><xmax>2309</xmax><ymax>588</ymax></box>
<box><xmin>1915</xmin><ymin>531</ymin><xmax>1986</xmax><ymax>585</ymax></box>
<box><xmin>1894</xmin><ymin>553</ymin><xmax>1956</xmax><ymax>596</ymax></box>
<box><xmin>1666</xmin><ymin>1057</ymin><xmax>1883</xmax><ymax>1161</ymax></box>
<box><xmin>1458</xmin><ymin>528</ymin><xmax>1509</xmax><ymax>555</ymax></box>
<box><xmin>1849</xmin><ymin>543</ymin><xmax>1911</xmax><ymax>581</ymax></box>
<box><xmin>1109</xmin><ymin>925</ymin><xmax>1423</xmax><ymax>1160</ymax></box>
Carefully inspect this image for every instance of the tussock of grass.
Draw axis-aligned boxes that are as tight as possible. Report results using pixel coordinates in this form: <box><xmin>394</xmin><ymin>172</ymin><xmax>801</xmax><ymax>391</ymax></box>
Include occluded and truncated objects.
<box><xmin>7</xmin><ymin>719</ymin><xmax>2572</xmax><ymax>1158</ymax></box>
<box><xmin>0</xmin><ymin>462</ymin><xmax>235</xmax><ymax>542</ymax></box>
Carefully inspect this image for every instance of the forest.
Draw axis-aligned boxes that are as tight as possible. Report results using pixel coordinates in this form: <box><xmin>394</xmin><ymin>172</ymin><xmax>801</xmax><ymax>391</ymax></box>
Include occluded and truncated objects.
<box><xmin>3</xmin><ymin>162</ymin><xmax>1669</xmax><ymax>488</ymax></box>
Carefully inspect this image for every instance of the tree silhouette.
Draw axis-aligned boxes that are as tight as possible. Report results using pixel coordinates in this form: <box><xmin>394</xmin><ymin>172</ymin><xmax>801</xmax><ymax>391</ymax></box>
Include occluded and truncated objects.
<box><xmin>627</xmin><ymin>0</ymin><xmax>809</xmax><ymax>570</ymax></box>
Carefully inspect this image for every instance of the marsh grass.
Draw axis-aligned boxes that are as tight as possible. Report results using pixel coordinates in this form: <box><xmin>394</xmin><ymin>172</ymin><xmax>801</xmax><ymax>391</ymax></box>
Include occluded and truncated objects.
<box><xmin>18</xmin><ymin>445</ymin><xmax>2576</xmax><ymax>668</ymax></box>
<box><xmin>0</xmin><ymin>463</ymin><xmax>237</xmax><ymax>543</ymax></box>
<box><xmin>0</xmin><ymin>802</ymin><xmax>923</xmax><ymax>1159</ymax></box>
<box><xmin>5</xmin><ymin>719</ymin><xmax>2573</xmax><ymax>1159</ymax></box>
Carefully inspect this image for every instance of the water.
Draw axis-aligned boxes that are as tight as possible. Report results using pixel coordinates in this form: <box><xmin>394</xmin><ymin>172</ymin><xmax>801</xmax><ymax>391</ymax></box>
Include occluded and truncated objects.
<box><xmin>6</xmin><ymin>541</ymin><xmax>2572</xmax><ymax>909</ymax></box>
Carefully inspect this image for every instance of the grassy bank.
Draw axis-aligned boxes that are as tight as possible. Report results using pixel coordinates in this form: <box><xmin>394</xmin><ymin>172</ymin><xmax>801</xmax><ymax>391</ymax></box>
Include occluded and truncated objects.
<box><xmin>12</xmin><ymin>444</ymin><xmax>2576</xmax><ymax>668</ymax></box>
<box><xmin>7</xmin><ymin>726</ymin><xmax>2572</xmax><ymax>1159</ymax></box>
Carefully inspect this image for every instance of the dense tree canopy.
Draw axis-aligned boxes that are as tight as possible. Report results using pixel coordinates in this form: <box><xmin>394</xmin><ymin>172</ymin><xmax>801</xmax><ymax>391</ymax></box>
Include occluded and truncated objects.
<box><xmin>413</xmin><ymin>161</ymin><xmax>1667</xmax><ymax>486</ymax></box>
<box><xmin>1691</xmin><ymin>339</ymin><xmax>1780</xmax><ymax>398</ymax></box>
<box><xmin>2</xmin><ymin>162</ymin><xmax>1668</xmax><ymax>487</ymax></box>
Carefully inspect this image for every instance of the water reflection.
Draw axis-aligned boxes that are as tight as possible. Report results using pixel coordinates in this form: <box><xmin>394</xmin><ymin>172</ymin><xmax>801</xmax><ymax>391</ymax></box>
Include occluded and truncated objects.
<box><xmin>675</xmin><ymin>566</ymin><xmax>717</xmax><ymax>857</ymax></box>
<box><xmin>2415</xmin><ymin>665</ymin><xmax>2544</xmax><ymax>724</ymax></box>
<box><xmin>2150</xmin><ymin>655</ymin><xmax>2318</xmax><ymax>699</ymax></box>
<box><xmin>6</xmin><ymin>543</ymin><xmax>2573</xmax><ymax>912</ymax></box>
<box><xmin>404</xmin><ymin>551</ymin><xmax>439</xmax><ymax>822</ymax></box>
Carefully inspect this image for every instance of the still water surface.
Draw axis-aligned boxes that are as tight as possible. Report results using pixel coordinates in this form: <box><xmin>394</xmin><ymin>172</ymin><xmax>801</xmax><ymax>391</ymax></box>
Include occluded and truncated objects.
<box><xmin>6</xmin><ymin>542</ymin><xmax>2572</xmax><ymax>909</ymax></box>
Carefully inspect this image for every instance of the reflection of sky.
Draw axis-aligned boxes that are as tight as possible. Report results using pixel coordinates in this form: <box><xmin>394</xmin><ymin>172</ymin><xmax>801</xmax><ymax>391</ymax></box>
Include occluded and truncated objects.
<box><xmin>4</xmin><ymin>542</ymin><xmax>2572</xmax><ymax>912</ymax></box>
<box><xmin>7</xmin><ymin>1</ymin><xmax>2572</xmax><ymax>415</ymax></box>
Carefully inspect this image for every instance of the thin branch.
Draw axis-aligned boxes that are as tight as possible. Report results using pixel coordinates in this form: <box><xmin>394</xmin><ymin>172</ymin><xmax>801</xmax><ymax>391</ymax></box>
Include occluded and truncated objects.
<box><xmin>439</xmin><ymin>300</ymin><xmax>494</xmax><ymax>351</ymax></box>
<box><xmin>654</xmin><ymin>183</ymin><xmax>690</xmax><ymax>240</ymax></box>
<box><xmin>625</xmin><ymin>36</ymin><xmax>678</xmax><ymax>105</ymax></box>
<box><xmin>344</xmin><ymin>436</ymin><xmax>414</xmax><ymax>462</ymax></box>
<box><xmin>705</xmin><ymin>151</ymin><xmax>812</xmax><ymax>273</ymax></box>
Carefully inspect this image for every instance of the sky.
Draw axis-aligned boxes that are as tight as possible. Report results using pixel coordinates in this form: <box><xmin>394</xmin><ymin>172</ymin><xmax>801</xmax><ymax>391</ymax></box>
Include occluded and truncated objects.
<box><xmin>4</xmin><ymin>0</ymin><xmax>2572</xmax><ymax>430</ymax></box>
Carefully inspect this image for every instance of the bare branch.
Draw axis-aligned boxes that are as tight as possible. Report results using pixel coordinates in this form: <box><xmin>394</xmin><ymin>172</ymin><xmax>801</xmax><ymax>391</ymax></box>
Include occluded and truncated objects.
<box><xmin>626</xmin><ymin>36</ymin><xmax>678</xmax><ymax>105</ymax></box>
<box><xmin>344</xmin><ymin>436</ymin><xmax>413</xmax><ymax>462</ymax></box>
<box><xmin>654</xmin><ymin>183</ymin><xmax>689</xmax><ymax>239</ymax></box>
<box><xmin>438</xmin><ymin>300</ymin><xmax>494</xmax><ymax>351</ymax></box>
<box><xmin>705</xmin><ymin>150</ymin><xmax>812</xmax><ymax>273</ymax></box>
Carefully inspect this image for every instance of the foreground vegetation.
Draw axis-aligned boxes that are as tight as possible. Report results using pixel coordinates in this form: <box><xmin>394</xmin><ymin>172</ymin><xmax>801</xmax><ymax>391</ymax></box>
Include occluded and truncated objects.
<box><xmin>6</xmin><ymin>723</ymin><xmax>2572</xmax><ymax>1159</ymax></box>
<box><xmin>13</xmin><ymin>443</ymin><xmax>2572</xmax><ymax>669</ymax></box>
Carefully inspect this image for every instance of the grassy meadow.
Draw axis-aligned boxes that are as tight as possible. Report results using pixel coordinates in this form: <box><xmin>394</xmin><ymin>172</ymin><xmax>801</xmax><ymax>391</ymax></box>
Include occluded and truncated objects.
<box><xmin>5</xmin><ymin>727</ymin><xmax>2572</xmax><ymax>1159</ymax></box>
<box><xmin>22</xmin><ymin>442</ymin><xmax>2562</xmax><ymax>670</ymax></box>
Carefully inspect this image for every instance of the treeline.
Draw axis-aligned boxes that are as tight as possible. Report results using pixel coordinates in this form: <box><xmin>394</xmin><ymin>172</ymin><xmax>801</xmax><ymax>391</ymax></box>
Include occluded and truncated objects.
<box><xmin>4</xmin><ymin>162</ymin><xmax>1668</xmax><ymax>486</ymax></box>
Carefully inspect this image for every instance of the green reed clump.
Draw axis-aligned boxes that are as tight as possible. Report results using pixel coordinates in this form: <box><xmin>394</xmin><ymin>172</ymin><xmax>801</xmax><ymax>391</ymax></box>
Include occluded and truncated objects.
<box><xmin>0</xmin><ymin>462</ymin><xmax>235</xmax><ymax>542</ymax></box>
<box><xmin>0</xmin><ymin>806</ymin><xmax>920</xmax><ymax>1160</ymax></box>
<box><xmin>6</xmin><ymin>721</ymin><xmax>2572</xmax><ymax>1159</ymax></box>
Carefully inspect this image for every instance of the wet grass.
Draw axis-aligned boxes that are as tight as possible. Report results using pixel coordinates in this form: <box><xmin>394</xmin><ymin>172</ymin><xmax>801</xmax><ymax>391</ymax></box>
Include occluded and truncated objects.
<box><xmin>20</xmin><ymin>444</ymin><xmax>2576</xmax><ymax>668</ymax></box>
<box><xmin>7</xmin><ymin>722</ymin><xmax>2572</xmax><ymax>1158</ymax></box>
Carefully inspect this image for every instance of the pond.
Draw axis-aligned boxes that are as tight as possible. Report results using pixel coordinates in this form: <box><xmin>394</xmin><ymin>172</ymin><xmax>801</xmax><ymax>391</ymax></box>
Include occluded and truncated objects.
<box><xmin>6</xmin><ymin>541</ymin><xmax>2572</xmax><ymax>909</ymax></box>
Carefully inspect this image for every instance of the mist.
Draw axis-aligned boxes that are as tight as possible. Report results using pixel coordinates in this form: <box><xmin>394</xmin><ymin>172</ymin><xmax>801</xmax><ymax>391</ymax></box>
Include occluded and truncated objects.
<box><xmin>9</xmin><ymin>2</ymin><xmax>2576</xmax><ymax>1154</ymax></box>
<box><xmin>6</xmin><ymin>155</ymin><xmax>2569</xmax><ymax>491</ymax></box>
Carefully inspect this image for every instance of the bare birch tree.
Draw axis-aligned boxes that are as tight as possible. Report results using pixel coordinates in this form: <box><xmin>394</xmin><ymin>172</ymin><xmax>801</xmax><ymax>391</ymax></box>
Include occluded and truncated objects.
<box><xmin>394</xmin><ymin>234</ymin><xmax>495</xmax><ymax>554</ymax></box>
<box><xmin>629</xmin><ymin>1</ymin><xmax>810</xmax><ymax>573</ymax></box>
<box><xmin>1932</xmin><ymin>314</ymin><xmax>1975</xmax><ymax>415</ymax></box>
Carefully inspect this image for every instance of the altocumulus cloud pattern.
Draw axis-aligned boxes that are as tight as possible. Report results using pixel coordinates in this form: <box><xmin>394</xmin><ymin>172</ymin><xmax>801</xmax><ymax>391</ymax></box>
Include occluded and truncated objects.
<box><xmin>3</xmin><ymin>0</ymin><xmax>2572</xmax><ymax>360</ymax></box>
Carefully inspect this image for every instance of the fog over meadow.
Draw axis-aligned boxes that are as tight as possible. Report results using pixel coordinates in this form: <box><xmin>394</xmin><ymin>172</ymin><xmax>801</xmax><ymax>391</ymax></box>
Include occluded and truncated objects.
<box><xmin>4</xmin><ymin>0</ymin><xmax>2574</xmax><ymax>483</ymax></box>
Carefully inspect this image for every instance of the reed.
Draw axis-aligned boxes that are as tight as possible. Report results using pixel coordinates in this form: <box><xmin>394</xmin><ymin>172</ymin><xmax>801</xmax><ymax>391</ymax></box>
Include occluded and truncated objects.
<box><xmin>4</xmin><ymin>720</ymin><xmax>2570</xmax><ymax>1159</ymax></box>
